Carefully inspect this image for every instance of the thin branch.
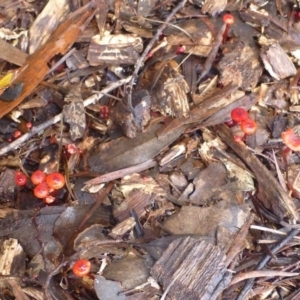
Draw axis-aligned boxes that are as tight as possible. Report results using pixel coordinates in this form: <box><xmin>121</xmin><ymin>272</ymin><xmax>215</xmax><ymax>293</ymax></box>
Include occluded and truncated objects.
<box><xmin>250</xmin><ymin>224</ymin><xmax>300</xmax><ymax>240</ymax></box>
<box><xmin>236</xmin><ymin>228</ymin><xmax>300</xmax><ymax>300</ymax></box>
<box><xmin>127</xmin><ymin>0</ymin><xmax>188</xmax><ymax>110</ymax></box>
<box><xmin>0</xmin><ymin>76</ymin><xmax>132</xmax><ymax>156</ymax></box>
<box><xmin>84</xmin><ymin>159</ymin><xmax>157</xmax><ymax>185</ymax></box>
<box><xmin>230</xmin><ymin>270</ymin><xmax>299</xmax><ymax>286</ymax></box>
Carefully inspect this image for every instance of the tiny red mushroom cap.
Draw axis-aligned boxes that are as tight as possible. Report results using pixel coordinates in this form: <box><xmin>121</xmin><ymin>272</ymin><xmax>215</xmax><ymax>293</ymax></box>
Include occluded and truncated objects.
<box><xmin>231</xmin><ymin>108</ymin><xmax>249</xmax><ymax>123</ymax></box>
<box><xmin>46</xmin><ymin>172</ymin><xmax>65</xmax><ymax>190</ymax></box>
<box><xmin>34</xmin><ymin>183</ymin><xmax>50</xmax><ymax>199</ymax></box>
<box><xmin>281</xmin><ymin>128</ymin><xmax>300</xmax><ymax>151</ymax></box>
<box><xmin>13</xmin><ymin>130</ymin><xmax>22</xmax><ymax>138</ymax></box>
<box><xmin>31</xmin><ymin>170</ymin><xmax>46</xmax><ymax>185</ymax></box>
<box><xmin>72</xmin><ymin>259</ymin><xmax>91</xmax><ymax>277</ymax></box>
<box><xmin>241</xmin><ymin>119</ymin><xmax>257</xmax><ymax>135</ymax></box>
<box><xmin>223</xmin><ymin>14</ymin><xmax>235</xmax><ymax>25</ymax></box>
<box><xmin>15</xmin><ymin>171</ymin><xmax>27</xmax><ymax>186</ymax></box>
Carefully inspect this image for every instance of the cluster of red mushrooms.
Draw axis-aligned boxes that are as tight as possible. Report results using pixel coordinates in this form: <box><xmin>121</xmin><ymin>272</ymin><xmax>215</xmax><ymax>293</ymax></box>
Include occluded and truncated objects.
<box><xmin>15</xmin><ymin>170</ymin><xmax>65</xmax><ymax>204</ymax></box>
<box><xmin>229</xmin><ymin>107</ymin><xmax>299</xmax><ymax>153</ymax></box>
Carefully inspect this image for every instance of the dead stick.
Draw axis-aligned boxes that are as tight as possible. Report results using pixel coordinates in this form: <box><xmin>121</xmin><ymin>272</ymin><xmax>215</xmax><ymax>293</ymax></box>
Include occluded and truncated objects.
<box><xmin>77</xmin><ymin>181</ymin><xmax>114</xmax><ymax>232</ymax></box>
<box><xmin>230</xmin><ymin>270</ymin><xmax>299</xmax><ymax>286</ymax></box>
<box><xmin>225</xmin><ymin>214</ymin><xmax>254</xmax><ymax>267</ymax></box>
<box><xmin>235</xmin><ymin>228</ymin><xmax>300</xmax><ymax>300</ymax></box>
<box><xmin>0</xmin><ymin>76</ymin><xmax>132</xmax><ymax>156</ymax></box>
<box><xmin>127</xmin><ymin>0</ymin><xmax>187</xmax><ymax>110</ymax></box>
<box><xmin>197</xmin><ymin>23</ymin><xmax>226</xmax><ymax>83</ymax></box>
<box><xmin>64</xmin><ymin>181</ymin><xmax>115</xmax><ymax>257</ymax></box>
<box><xmin>84</xmin><ymin>159</ymin><xmax>157</xmax><ymax>185</ymax></box>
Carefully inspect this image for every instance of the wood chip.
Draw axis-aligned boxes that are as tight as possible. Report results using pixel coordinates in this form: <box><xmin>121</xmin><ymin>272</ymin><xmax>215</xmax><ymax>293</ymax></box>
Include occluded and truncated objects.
<box><xmin>151</xmin><ymin>237</ymin><xmax>229</xmax><ymax>300</ymax></box>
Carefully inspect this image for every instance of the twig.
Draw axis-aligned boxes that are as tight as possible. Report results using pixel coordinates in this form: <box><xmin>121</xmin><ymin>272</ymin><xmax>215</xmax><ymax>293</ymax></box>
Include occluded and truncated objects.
<box><xmin>251</xmin><ymin>224</ymin><xmax>300</xmax><ymax>240</ymax></box>
<box><xmin>197</xmin><ymin>23</ymin><xmax>226</xmax><ymax>84</ymax></box>
<box><xmin>84</xmin><ymin>159</ymin><xmax>157</xmax><ymax>185</ymax></box>
<box><xmin>46</xmin><ymin>48</ymin><xmax>76</xmax><ymax>75</ymax></box>
<box><xmin>127</xmin><ymin>0</ymin><xmax>187</xmax><ymax>110</ymax></box>
<box><xmin>0</xmin><ymin>76</ymin><xmax>132</xmax><ymax>157</ymax></box>
<box><xmin>236</xmin><ymin>228</ymin><xmax>300</xmax><ymax>300</ymax></box>
<box><xmin>225</xmin><ymin>214</ymin><xmax>254</xmax><ymax>267</ymax></box>
<box><xmin>230</xmin><ymin>270</ymin><xmax>299</xmax><ymax>286</ymax></box>
<box><xmin>64</xmin><ymin>182</ymin><xmax>115</xmax><ymax>257</ymax></box>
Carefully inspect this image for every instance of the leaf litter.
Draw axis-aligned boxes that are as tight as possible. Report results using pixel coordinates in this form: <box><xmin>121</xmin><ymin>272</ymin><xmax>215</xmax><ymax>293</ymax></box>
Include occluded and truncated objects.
<box><xmin>0</xmin><ymin>0</ymin><xmax>300</xmax><ymax>299</ymax></box>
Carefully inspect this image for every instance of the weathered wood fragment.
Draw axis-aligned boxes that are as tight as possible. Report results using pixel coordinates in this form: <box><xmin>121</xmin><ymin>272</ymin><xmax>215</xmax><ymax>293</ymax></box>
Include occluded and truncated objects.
<box><xmin>87</xmin><ymin>34</ymin><xmax>143</xmax><ymax>66</ymax></box>
<box><xmin>260</xmin><ymin>43</ymin><xmax>297</xmax><ymax>80</ymax></box>
<box><xmin>0</xmin><ymin>39</ymin><xmax>27</xmax><ymax>66</ymax></box>
<box><xmin>218</xmin><ymin>41</ymin><xmax>263</xmax><ymax>90</ymax></box>
<box><xmin>151</xmin><ymin>237</ymin><xmax>229</xmax><ymax>300</ymax></box>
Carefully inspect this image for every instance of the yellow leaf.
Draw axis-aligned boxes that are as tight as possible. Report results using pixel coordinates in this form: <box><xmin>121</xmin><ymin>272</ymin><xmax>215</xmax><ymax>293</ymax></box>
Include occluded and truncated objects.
<box><xmin>0</xmin><ymin>73</ymin><xmax>14</xmax><ymax>89</ymax></box>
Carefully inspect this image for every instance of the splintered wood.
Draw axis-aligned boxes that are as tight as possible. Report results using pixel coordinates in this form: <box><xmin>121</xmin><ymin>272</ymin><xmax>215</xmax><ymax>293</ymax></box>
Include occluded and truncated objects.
<box><xmin>88</xmin><ymin>34</ymin><xmax>143</xmax><ymax>65</ymax></box>
<box><xmin>151</xmin><ymin>238</ymin><xmax>229</xmax><ymax>300</ymax></box>
<box><xmin>139</xmin><ymin>60</ymin><xmax>190</xmax><ymax>118</ymax></box>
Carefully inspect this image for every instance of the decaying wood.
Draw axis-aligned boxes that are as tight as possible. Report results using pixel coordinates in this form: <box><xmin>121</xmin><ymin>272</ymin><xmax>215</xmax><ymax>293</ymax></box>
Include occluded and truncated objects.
<box><xmin>0</xmin><ymin>39</ymin><xmax>27</xmax><ymax>66</ymax></box>
<box><xmin>218</xmin><ymin>41</ymin><xmax>263</xmax><ymax>90</ymax></box>
<box><xmin>87</xmin><ymin>34</ymin><xmax>143</xmax><ymax>66</ymax></box>
<box><xmin>201</xmin><ymin>0</ymin><xmax>227</xmax><ymax>16</ymax></box>
<box><xmin>164</xmin><ymin>19</ymin><xmax>214</xmax><ymax>57</ymax></box>
<box><xmin>216</xmin><ymin>124</ymin><xmax>299</xmax><ymax>222</ymax></box>
<box><xmin>225</xmin><ymin>214</ymin><xmax>254</xmax><ymax>267</ymax></box>
<box><xmin>0</xmin><ymin>239</ymin><xmax>25</xmax><ymax>277</ymax></box>
<box><xmin>88</xmin><ymin>124</ymin><xmax>185</xmax><ymax>174</ymax></box>
<box><xmin>0</xmin><ymin>2</ymin><xmax>96</xmax><ymax>118</ymax></box>
<box><xmin>128</xmin><ymin>0</ymin><xmax>188</xmax><ymax>109</ymax></box>
<box><xmin>260</xmin><ymin>43</ymin><xmax>296</xmax><ymax>80</ymax></box>
<box><xmin>29</xmin><ymin>0</ymin><xmax>70</xmax><ymax>54</ymax></box>
<box><xmin>157</xmin><ymin>83</ymin><xmax>238</xmax><ymax>137</ymax></box>
<box><xmin>109</xmin><ymin>217</ymin><xmax>136</xmax><ymax>239</ymax></box>
<box><xmin>197</xmin><ymin>23</ymin><xmax>225</xmax><ymax>83</ymax></box>
<box><xmin>63</xmin><ymin>85</ymin><xmax>86</xmax><ymax>141</ymax></box>
<box><xmin>113</xmin><ymin>190</ymin><xmax>152</xmax><ymax>222</ymax></box>
<box><xmin>139</xmin><ymin>60</ymin><xmax>190</xmax><ymax>118</ymax></box>
<box><xmin>151</xmin><ymin>237</ymin><xmax>229</xmax><ymax>300</ymax></box>
<box><xmin>0</xmin><ymin>169</ymin><xmax>16</xmax><ymax>204</ymax></box>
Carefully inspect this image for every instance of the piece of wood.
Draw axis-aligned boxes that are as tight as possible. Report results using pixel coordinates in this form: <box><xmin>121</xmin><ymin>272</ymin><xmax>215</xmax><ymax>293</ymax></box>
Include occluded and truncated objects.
<box><xmin>0</xmin><ymin>239</ymin><xmax>26</xmax><ymax>277</ymax></box>
<box><xmin>87</xmin><ymin>34</ymin><xmax>143</xmax><ymax>65</ymax></box>
<box><xmin>139</xmin><ymin>60</ymin><xmax>190</xmax><ymax>118</ymax></box>
<box><xmin>29</xmin><ymin>0</ymin><xmax>70</xmax><ymax>54</ymax></box>
<box><xmin>0</xmin><ymin>168</ymin><xmax>16</xmax><ymax>204</ymax></box>
<box><xmin>151</xmin><ymin>237</ymin><xmax>229</xmax><ymax>300</ymax></box>
<box><xmin>88</xmin><ymin>124</ymin><xmax>185</xmax><ymax>173</ymax></box>
<box><xmin>113</xmin><ymin>190</ymin><xmax>152</xmax><ymax>222</ymax></box>
<box><xmin>260</xmin><ymin>43</ymin><xmax>297</xmax><ymax>80</ymax></box>
<box><xmin>216</xmin><ymin>124</ymin><xmax>299</xmax><ymax>222</ymax></box>
<box><xmin>201</xmin><ymin>0</ymin><xmax>227</xmax><ymax>16</ymax></box>
<box><xmin>0</xmin><ymin>39</ymin><xmax>27</xmax><ymax>66</ymax></box>
<box><xmin>0</xmin><ymin>2</ymin><xmax>96</xmax><ymax>118</ymax></box>
<box><xmin>218</xmin><ymin>41</ymin><xmax>263</xmax><ymax>90</ymax></box>
<box><xmin>157</xmin><ymin>83</ymin><xmax>238</xmax><ymax>137</ymax></box>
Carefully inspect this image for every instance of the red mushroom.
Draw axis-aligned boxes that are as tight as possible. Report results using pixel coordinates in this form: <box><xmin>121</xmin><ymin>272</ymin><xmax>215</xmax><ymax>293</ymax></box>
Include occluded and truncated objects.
<box><xmin>15</xmin><ymin>171</ymin><xmax>27</xmax><ymax>186</ymax></box>
<box><xmin>72</xmin><ymin>259</ymin><xmax>91</xmax><ymax>277</ymax></box>
<box><xmin>281</xmin><ymin>128</ymin><xmax>300</xmax><ymax>151</ymax></box>
<box><xmin>241</xmin><ymin>119</ymin><xmax>257</xmax><ymax>135</ymax></box>
<box><xmin>231</xmin><ymin>107</ymin><xmax>249</xmax><ymax>123</ymax></box>
<box><xmin>222</xmin><ymin>14</ymin><xmax>235</xmax><ymax>43</ymax></box>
